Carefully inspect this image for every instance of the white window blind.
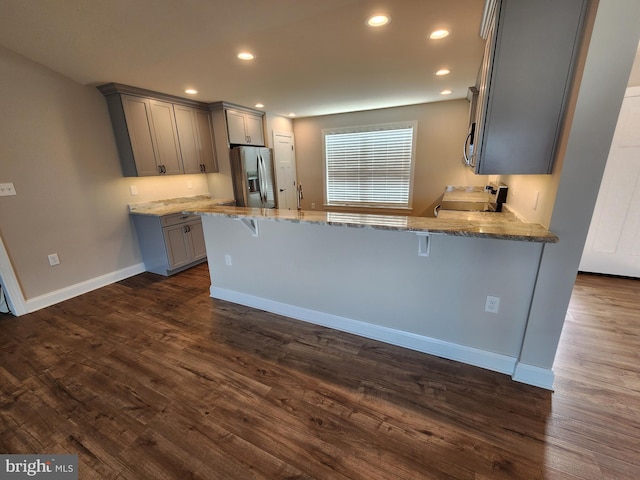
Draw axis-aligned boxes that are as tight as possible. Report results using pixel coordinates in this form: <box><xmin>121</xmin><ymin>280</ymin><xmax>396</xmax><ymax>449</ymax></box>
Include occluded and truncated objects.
<box><xmin>324</xmin><ymin>122</ymin><xmax>416</xmax><ymax>208</ymax></box>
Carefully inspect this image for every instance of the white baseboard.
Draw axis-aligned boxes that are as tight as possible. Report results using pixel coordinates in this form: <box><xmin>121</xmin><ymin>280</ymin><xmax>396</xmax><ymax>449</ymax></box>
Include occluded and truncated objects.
<box><xmin>210</xmin><ymin>286</ymin><xmax>518</xmax><ymax>377</ymax></box>
<box><xmin>25</xmin><ymin>263</ymin><xmax>146</xmax><ymax>314</ymax></box>
<box><xmin>512</xmin><ymin>362</ymin><xmax>555</xmax><ymax>390</ymax></box>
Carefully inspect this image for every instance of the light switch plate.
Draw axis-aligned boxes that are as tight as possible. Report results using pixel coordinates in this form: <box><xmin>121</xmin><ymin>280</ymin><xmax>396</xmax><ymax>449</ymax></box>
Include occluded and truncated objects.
<box><xmin>0</xmin><ymin>183</ymin><xmax>17</xmax><ymax>196</ymax></box>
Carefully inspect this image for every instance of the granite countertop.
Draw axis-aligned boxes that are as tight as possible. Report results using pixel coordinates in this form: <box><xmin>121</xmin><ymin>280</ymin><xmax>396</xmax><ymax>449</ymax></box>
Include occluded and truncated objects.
<box><xmin>128</xmin><ymin>195</ymin><xmax>235</xmax><ymax>216</ymax></box>
<box><xmin>182</xmin><ymin>205</ymin><xmax>559</xmax><ymax>243</ymax></box>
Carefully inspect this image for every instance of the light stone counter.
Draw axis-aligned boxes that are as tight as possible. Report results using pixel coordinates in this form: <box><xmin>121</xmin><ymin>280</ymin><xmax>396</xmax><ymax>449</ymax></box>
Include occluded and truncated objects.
<box><xmin>128</xmin><ymin>195</ymin><xmax>235</xmax><ymax>216</ymax></box>
<box><xmin>182</xmin><ymin>205</ymin><xmax>558</xmax><ymax>243</ymax></box>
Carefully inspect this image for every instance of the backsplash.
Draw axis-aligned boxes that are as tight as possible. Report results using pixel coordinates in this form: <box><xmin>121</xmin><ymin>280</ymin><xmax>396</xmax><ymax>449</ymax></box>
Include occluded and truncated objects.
<box><xmin>120</xmin><ymin>174</ymin><xmax>211</xmax><ymax>204</ymax></box>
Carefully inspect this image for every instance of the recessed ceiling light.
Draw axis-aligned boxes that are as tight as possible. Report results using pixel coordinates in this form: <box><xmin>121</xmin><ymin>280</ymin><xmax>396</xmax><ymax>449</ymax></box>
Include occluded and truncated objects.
<box><xmin>367</xmin><ymin>14</ymin><xmax>390</xmax><ymax>27</ymax></box>
<box><xmin>441</xmin><ymin>89</ymin><xmax>453</xmax><ymax>95</ymax></box>
<box><xmin>430</xmin><ymin>29</ymin><xmax>450</xmax><ymax>40</ymax></box>
<box><xmin>237</xmin><ymin>52</ymin><xmax>255</xmax><ymax>61</ymax></box>
<box><xmin>435</xmin><ymin>69</ymin><xmax>450</xmax><ymax>76</ymax></box>
<box><xmin>288</xmin><ymin>113</ymin><xmax>296</xmax><ymax>117</ymax></box>
<box><xmin>255</xmin><ymin>103</ymin><xmax>264</xmax><ymax>108</ymax></box>
<box><xmin>185</xmin><ymin>89</ymin><xmax>198</xmax><ymax>95</ymax></box>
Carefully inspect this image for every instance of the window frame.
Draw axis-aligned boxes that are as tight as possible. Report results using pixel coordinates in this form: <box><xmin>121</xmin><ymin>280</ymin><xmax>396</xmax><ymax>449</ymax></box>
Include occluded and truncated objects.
<box><xmin>322</xmin><ymin>121</ymin><xmax>418</xmax><ymax>211</ymax></box>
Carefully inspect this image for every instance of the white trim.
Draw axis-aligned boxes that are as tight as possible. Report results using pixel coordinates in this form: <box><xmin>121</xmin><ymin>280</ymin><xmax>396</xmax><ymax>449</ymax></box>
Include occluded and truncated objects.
<box><xmin>512</xmin><ymin>362</ymin><xmax>555</xmax><ymax>390</ymax></box>
<box><xmin>0</xmin><ymin>235</ymin><xmax>27</xmax><ymax>316</ymax></box>
<box><xmin>625</xmin><ymin>85</ymin><xmax>640</xmax><ymax>97</ymax></box>
<box><xmin>24</xmin><ymin>263</ymin><xmax>146</xmax><ymax>314</ymax></box>
<box><xmin>210</xmin><ymin>286</ymin><xmax>517</xmax><ymax>376</ymax></box>
<box><xmin>480</xmin><ymin>0</ymin><xmax>499</xmax><ymax>39</ymax></box>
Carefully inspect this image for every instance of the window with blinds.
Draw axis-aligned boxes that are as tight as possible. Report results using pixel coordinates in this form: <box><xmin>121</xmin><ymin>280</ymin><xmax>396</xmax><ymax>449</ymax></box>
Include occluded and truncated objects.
<box><xmin>323</xmin><ymin>122</ymin><xmax>416</xmax><ymax>208</ymax></box>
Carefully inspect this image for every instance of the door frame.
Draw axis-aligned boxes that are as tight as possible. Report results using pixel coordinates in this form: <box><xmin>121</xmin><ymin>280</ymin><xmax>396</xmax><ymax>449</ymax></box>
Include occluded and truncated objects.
<box><xmin>0</xmin><ymin>235</ymin><xmax>26</xmax><ymax>315</ymax></box>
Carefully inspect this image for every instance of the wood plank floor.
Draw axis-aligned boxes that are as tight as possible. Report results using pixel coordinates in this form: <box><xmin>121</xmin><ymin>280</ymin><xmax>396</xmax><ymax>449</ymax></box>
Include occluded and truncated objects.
<box><xmin>1</xmin><ymin>264</ymin><xmax>638</xmax><ymax>479</ymax></box>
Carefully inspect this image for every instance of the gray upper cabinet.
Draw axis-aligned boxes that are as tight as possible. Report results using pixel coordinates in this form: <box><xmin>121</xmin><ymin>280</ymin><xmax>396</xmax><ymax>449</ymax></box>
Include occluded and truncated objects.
<box><xmin>148</xmin><ymin>98</ymin><xmax>183</xmax><ymax>175</ymax></box>
<box><xmin>471</xmin><ymin>0</ymin><xmax>587</xmax><ymax>175</ymax></box>
<box><xmin>174</xmin><ymin>105</ymin><xmax>218</xmax><ymax>174</ymax></box>
<box><xmin>194</xmin><ymin>109</ymin><xmax>218</xmax><ymax>173</ymax></box>
<box><xmin>118</xmin><ymin>95</ymin><xmax>159</xmax><ymax>176</ymax></box>
<box><xmin>223</xmin><ymin>107</ymin><xmax>265</xmax><ymax>146</ymax></box>
<box><xmin>98</xmin><ymin>83</ymin><xmax>218</xmax><ymax>176</ymax></box>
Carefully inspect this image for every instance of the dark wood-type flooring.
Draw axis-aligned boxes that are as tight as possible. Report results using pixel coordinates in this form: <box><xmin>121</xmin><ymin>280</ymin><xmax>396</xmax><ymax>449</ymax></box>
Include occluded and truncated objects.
<box><xmin>0</xmin><ymin>264</ymin><xmax>638</xmax><ymax>479</ymax></box>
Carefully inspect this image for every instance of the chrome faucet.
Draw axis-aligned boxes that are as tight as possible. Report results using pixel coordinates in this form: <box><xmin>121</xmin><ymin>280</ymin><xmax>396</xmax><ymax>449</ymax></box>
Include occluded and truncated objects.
<box><xmin>296</xmin><ymin>183</ymin><xmax>303</xmax><ymax>210</ymax></box>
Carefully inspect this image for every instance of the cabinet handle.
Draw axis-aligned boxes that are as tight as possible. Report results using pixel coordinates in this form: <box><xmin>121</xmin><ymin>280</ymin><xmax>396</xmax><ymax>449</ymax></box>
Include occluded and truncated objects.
<box><xmin>184</xmin><ymin>225</ymin><xmax>191</xmax><ymax>233</ymax></box>
<box><xmin>246</xmin><ymin>135</ymin><xmax>250</xmax><ymax>143</ymax></box>
<box><xmin>200</xmin><ymin>163</ymin><xmax>205</xmax><ymax>172</ymax></box>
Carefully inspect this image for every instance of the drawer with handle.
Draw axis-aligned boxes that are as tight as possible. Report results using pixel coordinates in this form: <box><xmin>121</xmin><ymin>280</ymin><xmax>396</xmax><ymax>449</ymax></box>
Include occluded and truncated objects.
<box><xmin>160</xmin><ymin>213</ymin><xmax>200</xmax><ymax>227</ymax></box>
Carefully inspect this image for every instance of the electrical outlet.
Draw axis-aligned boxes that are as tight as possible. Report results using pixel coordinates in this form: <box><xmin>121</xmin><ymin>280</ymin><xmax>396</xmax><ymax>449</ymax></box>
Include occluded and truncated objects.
<box><xmin>0</xmin><ymin>182</ymin><xmax>17</xmax><ymax>196</ymax></box>
<box><xmin>48</xmin><ymin>253</ymin><xmax>60</xmax><ymax>266</ymax></box>
<box><xmin>225</xmin><ymin>254</ymin><xmax>232</xmax><ymax>266</ymax></box>
<box><xmin>311</xmin><ymin>202</ymin><xmax>316</xmax><ymax>209</ymax></box>
<box><xmin>187</xmin><ymin>180</ymin><xmax>193</xmax><ymax>189</ymax></box>
<box><xmin>485</xmin><ymin>295</ymin><xmax>500</xmax><ymax>313</ymax></box>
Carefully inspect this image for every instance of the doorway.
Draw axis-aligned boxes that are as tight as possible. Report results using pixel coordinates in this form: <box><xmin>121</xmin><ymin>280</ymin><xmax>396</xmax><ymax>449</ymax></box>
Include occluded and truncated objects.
<box><xmin>580</xmin><ymin>86</ymin><xmax>640</xmax><ymax>278</ymax></box>
<box><xmin>272</xmin><ymin>131</ymin><xmax>298</xmax><ymax>210</ymax></box>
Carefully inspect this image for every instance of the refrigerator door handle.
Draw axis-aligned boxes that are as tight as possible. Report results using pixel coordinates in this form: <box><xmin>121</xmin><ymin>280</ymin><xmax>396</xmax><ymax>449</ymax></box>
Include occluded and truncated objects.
<box><xmin>256</xmin><ymin>154</ymin><xmax>262</xmax><ymax>204</ymax></box>
<box><xmin>258</xmin><ymin>154</ymin><xmax>266</xmax><ymax>204</ymax></box>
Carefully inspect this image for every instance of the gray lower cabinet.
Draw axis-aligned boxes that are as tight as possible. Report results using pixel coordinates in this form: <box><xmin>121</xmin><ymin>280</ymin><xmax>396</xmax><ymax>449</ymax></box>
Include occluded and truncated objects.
<box><xmin>132</xmin><ymin>213</ymin><xmax>207</xmax><ymax>276</ymax></box>
<box><xmin>471</xmin><ymin>0</ymin><xmax>587</xmax><ymax>175</ymax></box>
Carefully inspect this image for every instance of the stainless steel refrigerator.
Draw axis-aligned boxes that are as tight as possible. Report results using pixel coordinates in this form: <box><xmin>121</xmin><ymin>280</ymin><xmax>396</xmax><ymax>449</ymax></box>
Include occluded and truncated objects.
<box><xmin>230</xmin><ymin>146</ymin><xmax>277</xmax><ymax>208</ymax></box>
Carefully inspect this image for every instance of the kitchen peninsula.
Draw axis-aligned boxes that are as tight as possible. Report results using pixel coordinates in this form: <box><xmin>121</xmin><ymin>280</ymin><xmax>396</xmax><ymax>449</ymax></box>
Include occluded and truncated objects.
<box><xmin>183</xmin><ymin>203</ymin><xmax>557</xmax><ymax>387</ymax></box>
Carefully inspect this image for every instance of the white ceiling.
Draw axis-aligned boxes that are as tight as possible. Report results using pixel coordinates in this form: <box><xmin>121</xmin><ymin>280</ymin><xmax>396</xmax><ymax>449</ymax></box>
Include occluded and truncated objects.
<box><xmin>0</xmin><ymin>0</ymin><xmax>486</xmax><ymax>118</ymax></box>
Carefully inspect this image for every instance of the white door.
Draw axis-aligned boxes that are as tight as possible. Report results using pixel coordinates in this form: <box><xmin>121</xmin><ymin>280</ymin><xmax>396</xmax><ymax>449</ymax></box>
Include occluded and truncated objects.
<box><xmin>580</xmin><ymin>86</ymin><xmax>640</xmax><ymax>277</ymax></box>
<box><xmin>272</xmin><ymin>131</ymin><xmax>298</xmax><ymax>210</ymax></box>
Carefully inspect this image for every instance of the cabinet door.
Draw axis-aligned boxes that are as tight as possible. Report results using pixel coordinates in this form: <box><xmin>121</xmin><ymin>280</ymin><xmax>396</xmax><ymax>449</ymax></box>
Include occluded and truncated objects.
<box><xmin>174</xmin><ymin>105</ymin><xmax>202</xmax><ymax>174</ymax></box>
<box><xmin>121</xmin><ymin>95</ymin><xmax>159</xmax><ymax>176</ymax></box>
<box><xmin>226</xmin><ymin>109</ymin><xmax>248</xmax><ymax>144</ymax></box>
<box><xmin>475</xmin><ymin>0</ymin><xmax>586</xmax><ymax>174</ymax></box>
<box><xmin>472</xmin><ymin>8</ymin><xmax>497</xmax><ymax>170</ymax></box>
<box><xmin>163</xmin><ymin>224</ymin><xmax>191</xmax><ymax>269</ymax></box>
<box><xmin>148</xmin><ymin>99</ymin><xmax>183</xmax><ymax>175</ymax></box>
<box><xmin>245</xmin><ymin>113</ymin><xmax>265</xmax><ymax>146</ymax></box>
<box><xmin>187</xmin><ymin>220</ymin><xmax>207</xmax><ymax>261</ymax></box>
<box><xmin>194</xmin><ymin>109</ymin><xmax>218</xmax><ymax>172</ymax></box>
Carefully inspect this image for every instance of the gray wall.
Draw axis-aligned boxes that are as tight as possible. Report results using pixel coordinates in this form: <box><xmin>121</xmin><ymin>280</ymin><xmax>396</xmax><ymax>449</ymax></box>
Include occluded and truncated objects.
<box><xmin>518</xmin><ymin>0</ymin><xmax>640</xmax><ymax>371</ymax></box>
<box><xmin>0</xmin><ymin>45</ymin><xmax>214</xmax><ymax>301</ymax></box>
<box><xmin>204</xmin><ymin>216</ymin><xmax>543</xmax><ymax>360</ymax></box>
<box><xmin>292</xmin><ymin>100</ymin><xmax>489</xmax><ymax>217</ymax></box>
